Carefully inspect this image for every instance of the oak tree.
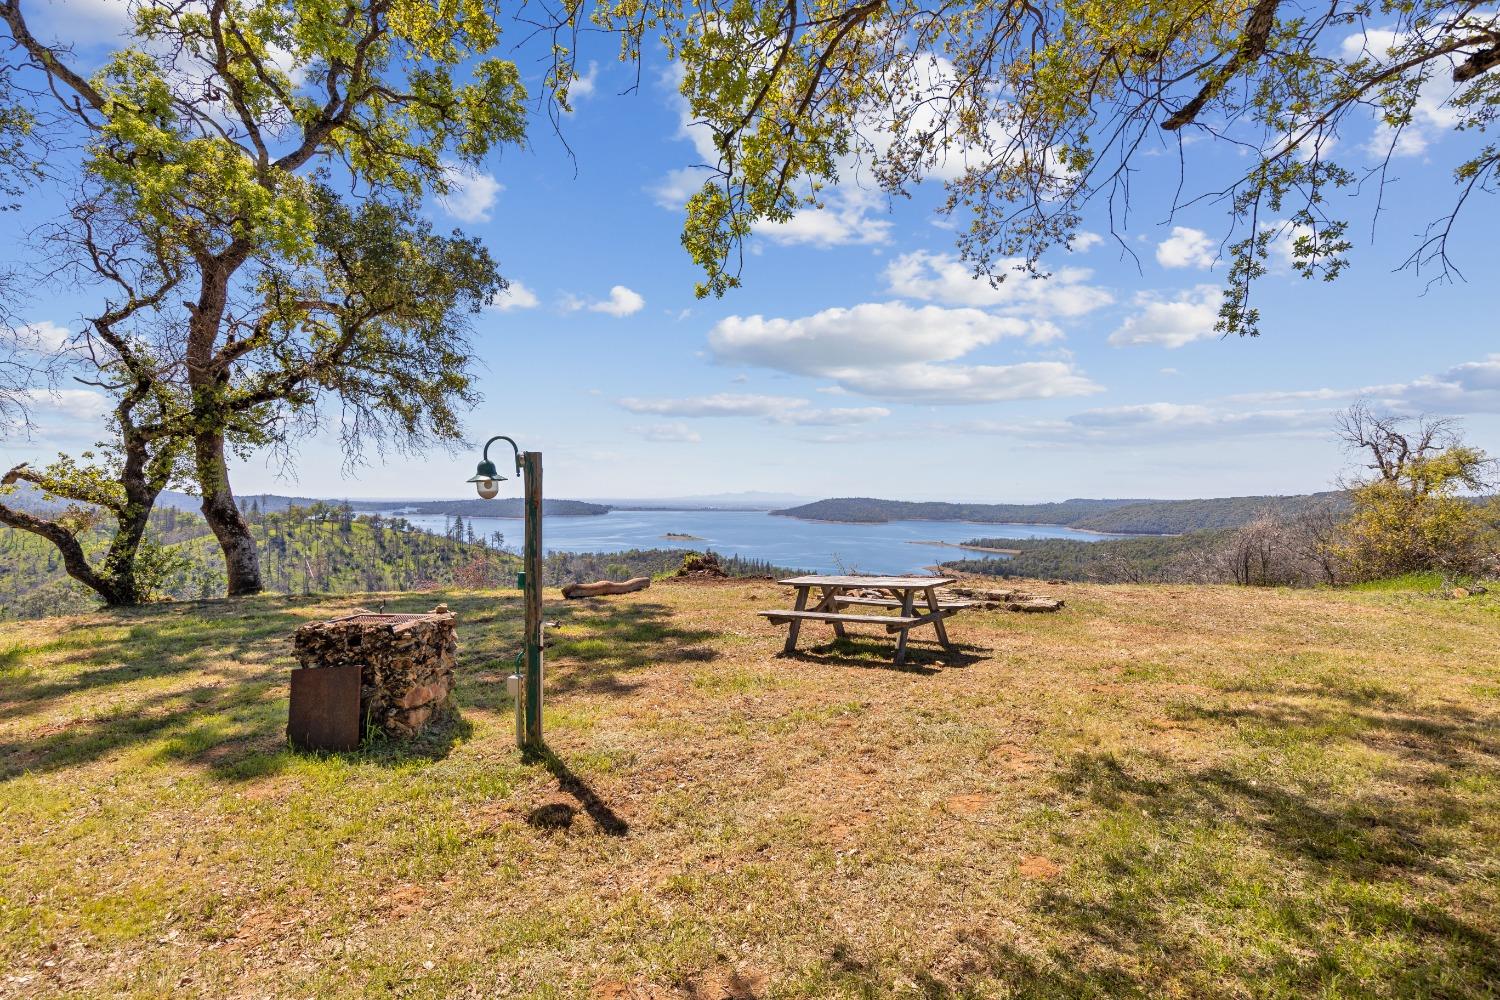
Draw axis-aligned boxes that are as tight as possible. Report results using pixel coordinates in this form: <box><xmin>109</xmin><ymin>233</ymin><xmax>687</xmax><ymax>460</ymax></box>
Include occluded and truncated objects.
<box><xmin>1</xmin><ymin>0</ymin><xmax>523</xmax><ymax>598</ymax></box>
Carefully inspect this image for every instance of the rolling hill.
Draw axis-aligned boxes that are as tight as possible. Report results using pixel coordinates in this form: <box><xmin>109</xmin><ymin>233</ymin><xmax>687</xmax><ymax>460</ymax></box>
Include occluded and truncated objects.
<box><xmin>774</xmin><ymin>492</ymin><xmax>1350</xmax><ymax>535</ymax></box>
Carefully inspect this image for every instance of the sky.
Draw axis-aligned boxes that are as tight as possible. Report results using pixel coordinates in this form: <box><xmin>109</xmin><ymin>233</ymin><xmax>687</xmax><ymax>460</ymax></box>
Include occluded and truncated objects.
<box><xmin>3</xmin><ymin>1</ymin><xmax>1498</xmax><ymax>503</ymax></box>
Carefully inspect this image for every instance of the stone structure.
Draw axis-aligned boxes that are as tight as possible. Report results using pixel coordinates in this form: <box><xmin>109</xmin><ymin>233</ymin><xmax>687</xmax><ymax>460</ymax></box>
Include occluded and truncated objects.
<box><xmin>292</xmin><ymin>605</ymin><xmax>457</xmax><ymax>738</ymax></box>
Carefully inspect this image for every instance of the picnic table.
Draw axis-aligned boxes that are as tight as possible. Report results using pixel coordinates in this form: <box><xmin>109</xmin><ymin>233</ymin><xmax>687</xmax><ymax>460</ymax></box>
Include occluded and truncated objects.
<box><xmin>758</xmin><ymin>575</ymin><xmax>974</xmax><ymax>665</ymax></box>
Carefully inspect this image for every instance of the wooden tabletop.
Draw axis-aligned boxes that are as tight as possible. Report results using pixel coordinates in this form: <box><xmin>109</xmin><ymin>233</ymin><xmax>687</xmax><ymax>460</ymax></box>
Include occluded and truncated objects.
<box><xmin>777</xmin><ymin>575</ymin><xmax>955</xmax><ymax>588</ymax></box>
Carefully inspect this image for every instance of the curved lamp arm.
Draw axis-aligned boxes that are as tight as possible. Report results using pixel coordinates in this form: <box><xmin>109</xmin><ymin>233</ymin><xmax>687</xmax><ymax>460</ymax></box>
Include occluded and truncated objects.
<box><xmin>482</xmin><ymin>435</ymin><xmax>524</xmax><ymax>476</ymax></box>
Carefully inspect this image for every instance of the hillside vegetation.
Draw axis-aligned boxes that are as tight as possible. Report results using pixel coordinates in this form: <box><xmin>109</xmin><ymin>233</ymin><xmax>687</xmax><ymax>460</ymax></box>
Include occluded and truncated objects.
<box><xmin>948</xmin><ymin>532</ymin><xmax>1232</xmax><ymax>582</ymax></box>
<box><xmin>1</xmin><ymin>579</ymin><xmax>1496</xmax><ymax>996</ymax></box>
<box><xmin>0</xmin><ymin>504</ymin><xmax>786</xmax><ymax>621</ymax></box>
<box><xmin>775</xmin><ymin>494</ymin><xmax>1348</xmax><ymax>534</ymax></box>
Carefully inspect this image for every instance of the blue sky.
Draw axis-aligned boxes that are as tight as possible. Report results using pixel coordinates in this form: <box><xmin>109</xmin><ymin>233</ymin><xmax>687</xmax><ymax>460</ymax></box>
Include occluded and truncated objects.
<box><xmin>4</xmin><ymin>2</ymin><xmax>1498</xmax><ymax>502</ymax></box>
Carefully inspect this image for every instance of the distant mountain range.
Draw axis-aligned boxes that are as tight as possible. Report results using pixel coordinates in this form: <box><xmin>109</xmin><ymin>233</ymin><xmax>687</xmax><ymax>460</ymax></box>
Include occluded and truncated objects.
<box><xmin>773</xmin><ymin>493</ymin><xmax>1351</xmax><ymax>535</ymax></box>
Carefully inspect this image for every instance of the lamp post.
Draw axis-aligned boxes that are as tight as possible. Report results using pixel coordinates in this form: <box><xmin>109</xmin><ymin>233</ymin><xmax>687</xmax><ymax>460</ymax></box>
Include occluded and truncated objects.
<box><xmin>467</xmin><ymin>435</ymin><xmax>544</xmax><ymax>751</ymax></box>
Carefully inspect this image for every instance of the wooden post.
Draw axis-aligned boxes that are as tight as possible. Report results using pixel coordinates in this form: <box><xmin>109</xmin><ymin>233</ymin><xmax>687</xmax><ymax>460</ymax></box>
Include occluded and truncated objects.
<box><xmin>522</xmin><ymin>450</ymin><xmax>544</xmax><ymax>750</ymax></box>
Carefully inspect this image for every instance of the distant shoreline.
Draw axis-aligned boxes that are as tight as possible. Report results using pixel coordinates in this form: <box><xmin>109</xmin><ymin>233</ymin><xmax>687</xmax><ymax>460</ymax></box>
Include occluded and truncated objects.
<box><xmin>908</xmin><ymin>540</ymin><xmax>1021</xmax><ymax>555</ymax></box>
<box><xmin>772</xmin><ymin>512</ymin><xmax>1139</xmax><ymax>536</ymax></box>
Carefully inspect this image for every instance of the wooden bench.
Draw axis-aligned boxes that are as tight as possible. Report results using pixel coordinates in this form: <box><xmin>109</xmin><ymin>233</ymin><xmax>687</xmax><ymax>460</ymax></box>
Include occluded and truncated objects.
<box><xmin>830</xmin><ymin>596</ymin><xmax>980</xmax><ymax>611</ymax></box>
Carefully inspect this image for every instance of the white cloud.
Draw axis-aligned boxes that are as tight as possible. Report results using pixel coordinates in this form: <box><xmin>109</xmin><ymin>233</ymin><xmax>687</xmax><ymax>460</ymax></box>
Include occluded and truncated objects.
<box><xmin>710</xmin><ymin>302</ymin><xmax>1038</xmax><ymax>374</ymax></box>
<box><xmin>883</xmin><ymin>251</ymin><xmax>1111</xmax><ymax>317</ymax></box>
<box><xmin>588</xmin><ymin>285</ymin><xmax>645</xmax><ymax>317</ymax></box>
<box><xmin>650</xmin><ymin>166</ymin><xmax>714</xmax><ymax>210</ymax></box>
<box><xmin>768</xmin><ymin>406</ymin><xmax>890</xmax><ymax>426</ymax></box>
<box><xmin>1227</xmin><ymin>355</ymin><xmax>1500</xmax><ymax>416</ymax></box>
<box><xmin>1108</xmin><ymin>286</ymin><xmax>1221</xmax><ymax>349</ymax></box>
<box><xmin>571</xmin><ymin>61</ymin><xmax>599</xmax><ymax>100</ymax></box>
<box><xmin>948</xmin><ymin>403</ymin><xmax>1331</xmax><ymax>444</ymax></box>
<box><xmin>1340</xmin><ymin>26</ymin><xmax>1462</xmax><ymax>159</ymax></box>
<box><xmin>20</xmin><ymin>388</ymin><xmax>112</xmax><ymax>421</ymax></box>
<box><xmin>754</xmin><ymin>186</ymin><xmax>892</xmax><ymax>248</ymax></box>
<box><xmin>617</xmin><ymin>393</ymin><xmax>804</xmax><ymax>417</ymax></box>
<box><xmin>830</xmin><ymin>361</ymin><xmax>1101</xmax><ymax>405</ymax></box>
<box><xmin>708</xmin><ymin>300</ymin><xmax>1100</xmax><ymax>404</ymax></box>
<box><xmin>1373</xmin><ymin>354</ymin><xmax>1500</xmax><ymax>413</ymax></box>
<box><xmin>489</xmin><ymin>280</ymin><xmax>539</xmax><ymax>312</ymax></box>
<box><xmin>15</xmin><ymin>321</ymin><xmax>73</xmax><ymax>353</ymax></box>
<box><xmin>438</xmin><ymin>163</ymin><xmax>502</xmax><ymax>223</ymax></box>
<box><xmin>1071</xmin><ymin>231</ymin><xmax>1104</xmax><ymax>252</ymax></box>
<box><xmin>640</xmin><ymin>422</ymin><xmax>701</xmax><ymax>443</ymax></box>
<box><xmin>1155</xmin><ymin>227</ymin><xmax>1216</xmax><ymax>269</ymax></box>
<box><xmin>616</xmin><ymin>394</ymin><xmax>891</xmax><ymax>426</ymax></box>
<box><xmin>1065</xmin><ymin>403</ymin><xmax>1326</xmax><ymax>439</ymax></box>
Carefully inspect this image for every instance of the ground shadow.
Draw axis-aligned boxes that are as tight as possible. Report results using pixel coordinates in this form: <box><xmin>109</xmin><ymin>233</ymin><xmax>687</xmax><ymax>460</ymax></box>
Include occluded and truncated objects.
<box><xmin>0</xmin><ymin>589</ymin><xmax>728</xmax><ymax>783</ymax></box>
<box><xmin>523</xmin><ymin>743</ymin><xmax>630</xmax><ymax>836</ymax></box>
<box><xmin>780</xmin><ymin>635</ymin><xmax>990</xmax><ymax>673</ymax></box>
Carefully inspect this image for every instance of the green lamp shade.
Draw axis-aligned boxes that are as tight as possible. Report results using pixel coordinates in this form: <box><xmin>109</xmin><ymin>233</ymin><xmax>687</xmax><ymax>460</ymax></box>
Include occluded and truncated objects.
<box><xmin>466</xmin><ymin>459</ymin><xmax>504</xmax><ymax>483</ymax></box>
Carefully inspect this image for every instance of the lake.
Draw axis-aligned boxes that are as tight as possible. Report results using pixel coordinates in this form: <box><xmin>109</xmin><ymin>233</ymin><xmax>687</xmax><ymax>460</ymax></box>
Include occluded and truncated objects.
<box><xmin>379</xmin><ymin>508</ymin><xmax>1122</xmax><ymax>575</ymax></box>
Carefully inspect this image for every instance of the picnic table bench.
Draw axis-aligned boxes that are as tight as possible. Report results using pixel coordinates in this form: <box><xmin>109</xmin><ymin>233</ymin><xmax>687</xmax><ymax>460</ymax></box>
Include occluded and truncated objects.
<box><xmin>759</xmin><ymin>575</ymin><xmax>965</xmax><ymax>665</ymax></box>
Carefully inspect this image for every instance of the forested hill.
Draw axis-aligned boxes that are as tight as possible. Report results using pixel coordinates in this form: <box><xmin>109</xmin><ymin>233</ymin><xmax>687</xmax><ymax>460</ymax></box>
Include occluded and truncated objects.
<box><xmin>1069</xmin><ymin>492</ymin><xmax>1350</xmax><ymax>534</ymax></box>
<box><xmin>772</xmin><ymin>497</ymin><xmax>1154</xmax><ymax>525</ymax></box>
<box><xmin>775</xmin><ymin>492</ymin><xmax>1350</xmax><ymax>535</ymax></box>
<box><xmin>8</xmin><ymin>485</ymin><xmax>609</xmax><ymax>520</ymax></box>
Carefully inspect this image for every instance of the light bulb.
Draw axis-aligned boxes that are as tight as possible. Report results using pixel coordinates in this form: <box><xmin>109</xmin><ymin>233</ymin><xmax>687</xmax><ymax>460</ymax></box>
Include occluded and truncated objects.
<box><xmin>475</xmin><ymin>478</ymin><xmax>501</xmax><ymax>499</ymax></box>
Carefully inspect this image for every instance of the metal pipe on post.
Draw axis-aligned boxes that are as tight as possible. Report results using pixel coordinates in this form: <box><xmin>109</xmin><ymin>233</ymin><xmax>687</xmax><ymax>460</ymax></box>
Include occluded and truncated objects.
<box><xmin>466</xmin><ymin>435</ymin><xmax>545</xmax><ymax>753</ymax></box>
<box><xmin>521</xmin><ymin>450</ymin><xmax>544</xmax><ymax>751</ymax></box>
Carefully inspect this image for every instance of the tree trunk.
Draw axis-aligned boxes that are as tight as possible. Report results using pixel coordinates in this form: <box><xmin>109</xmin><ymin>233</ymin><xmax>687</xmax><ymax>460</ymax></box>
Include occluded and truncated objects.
<box><xmin>196</xmin><ymin>428</ymin><xmax>262</xmax><ymax>596</ymax></box>
<box><xmin>185</xmin><ymin>255</ymin><xmax>263</xmax><ymax>597</ymax></box>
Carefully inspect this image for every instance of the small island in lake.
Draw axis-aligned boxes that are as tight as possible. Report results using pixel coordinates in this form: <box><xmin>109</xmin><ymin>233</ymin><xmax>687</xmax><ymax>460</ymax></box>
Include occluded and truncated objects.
<box><xmin>663</xmin><ymin>532</ymin><xmax>705</xmax><ymax>540</ymax></box>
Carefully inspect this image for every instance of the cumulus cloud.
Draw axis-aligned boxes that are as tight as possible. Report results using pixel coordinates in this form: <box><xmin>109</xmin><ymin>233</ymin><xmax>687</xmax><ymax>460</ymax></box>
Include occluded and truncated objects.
<box><xmin>1071</xmin><ymin>231</ymin><xmax>1104</xmax><ymax>252</ymax></box>
<box><xmin>438</xmin><ymin>163</ymin><xmax>502</xmax><ymax>223</ymax></box>
<box><xmin>710</xmin><ymin>302</ymin><xmax>1038</xmax><ymax>373</ymax></box>
<box><xmin>883</xmin><ymin>251</ymin><xmax>1111</xmax><ymax>317</ymax></box>
<box><xmin>589</xmin><ymin>285</ymin><xmax>645</xmax><ymax>317</ymax></box>
<box><xmin>1155</xmin><ymin>227</ymin><xmax>1216</xmax><ymax>269</ymax></box>
<box><xmin>13</xmin><ymin>321</ymin><xmax>73</xmax><ymax>353</ymax></box>
<box><xmin>754</xmin><ymin>186</ymin><xmax>893</xmax><ymax>248</ymax></box>
<box><xmin>1108</xmin><ymin>286</ymin><xmax>1221</xmax><ymax>348</ymax></box>
<box><xmin>18</xmin><ymin>388</ymin><xmax>113</xmax><ymax>421</ymax></box>
<box><xmin>1339</xmin><ymin>27</ymin><xmax>1462</xmax><ymax>158</ymax></box>
<box><xmin>649</xmin><ymin>166</ymin><xmax>714</xmax><ymax>210</ymax></box>
<box><xmin>571</xmin><ymin>61</ymin><xmax>599</xmax><ymax>100</ymax></box>
<box><xmin>489</xmin><ymin>280</ymin><xmax>539</xmax><ymax>312</ymax></box>
<box><xmin>707</xmin><ymin>299</ymin><xmax>1099</xmax><ymax>403</ymax></box>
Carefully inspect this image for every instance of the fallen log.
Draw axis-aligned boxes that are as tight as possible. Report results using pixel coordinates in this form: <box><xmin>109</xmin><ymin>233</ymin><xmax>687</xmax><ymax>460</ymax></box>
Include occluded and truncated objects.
<box><xmin>561</xmin><ymin>577</ymin><xmax>651</xmax><ymax>599</ymax></box>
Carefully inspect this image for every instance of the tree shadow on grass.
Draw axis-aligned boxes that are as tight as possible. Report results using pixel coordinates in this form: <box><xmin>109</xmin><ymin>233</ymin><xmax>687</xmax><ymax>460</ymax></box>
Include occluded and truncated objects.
<box><xmin>457</xmin><ymin>598</ymin><xmax>724</xmax><ymax>710</ymax></box>
<box><xmin>0</xmin><ymin>590</ymin><xmax>725</xmax><ymax>783</ymax></box>
<box><xmin>520</xmin><ymin>743</ymin><xmax>630</xmax><ymax>837</ymax></box>
<box><xmin>811</xmin><ymin>690</ymin><xmax>1499</xmax><ymax>997</ymax></box>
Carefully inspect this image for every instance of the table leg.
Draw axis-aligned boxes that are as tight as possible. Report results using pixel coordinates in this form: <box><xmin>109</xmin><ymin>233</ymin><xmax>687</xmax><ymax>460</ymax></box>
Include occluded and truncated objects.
<box><xmin>820</xmin><ymin>586</ymin><xmax>848</xmax><ymax>639</ymax></box>
<box><xmin>924</xmin><ymin>586</ymin><xmax>954</xmax><ymax>650</ymax></box>
<box><xmin>784</xmin><ymin>586</ymin><xmax>810</xmax><ymax>653</ymax></box>
<box><xmin>893</xmin><ymin>589</ymin><xmax>917</xmax><ymax>665</ymax></box>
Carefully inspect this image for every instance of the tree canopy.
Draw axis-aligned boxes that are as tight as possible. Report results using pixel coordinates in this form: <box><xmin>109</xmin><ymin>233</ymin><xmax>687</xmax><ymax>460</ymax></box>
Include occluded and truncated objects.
<box><xmin>576</xmin><ymin>0</ymin><xmax>1500</xmax><ymax>327</ymax></box>
<box><xmin>0</xmin><ymin>0</ymin><xmax>525</xmax><ymax>600</ymax></box>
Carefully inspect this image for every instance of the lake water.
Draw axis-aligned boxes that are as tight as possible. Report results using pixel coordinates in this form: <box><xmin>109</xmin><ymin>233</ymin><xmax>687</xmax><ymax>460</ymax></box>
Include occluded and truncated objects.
<box><xmin>381</xmin><ymin>508</ymin><xmax>1121</xmax><ymax>575</ymax></box>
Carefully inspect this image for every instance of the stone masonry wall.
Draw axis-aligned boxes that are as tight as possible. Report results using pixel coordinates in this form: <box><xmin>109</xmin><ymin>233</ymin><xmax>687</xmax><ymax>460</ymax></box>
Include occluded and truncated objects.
<box><xmin>293</xmin><ymin>605</ymin><xmax>457</xmax><ymax>738</ymax></box>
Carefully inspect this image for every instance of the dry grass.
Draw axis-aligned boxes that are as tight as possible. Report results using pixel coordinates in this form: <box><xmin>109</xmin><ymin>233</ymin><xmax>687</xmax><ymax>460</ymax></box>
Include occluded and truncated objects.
<box><xmin>1</xmin><ymin>578</ymin><xmax>1497</xmax><ymax>998</ymax></box>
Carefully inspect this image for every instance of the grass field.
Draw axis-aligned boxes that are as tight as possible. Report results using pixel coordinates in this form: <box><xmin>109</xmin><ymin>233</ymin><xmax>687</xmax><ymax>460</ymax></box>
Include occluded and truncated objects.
<box><xmin>1</xmin><ymin>578</ymin><xmax>1497</xmax><ymax>998</ymax></box>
